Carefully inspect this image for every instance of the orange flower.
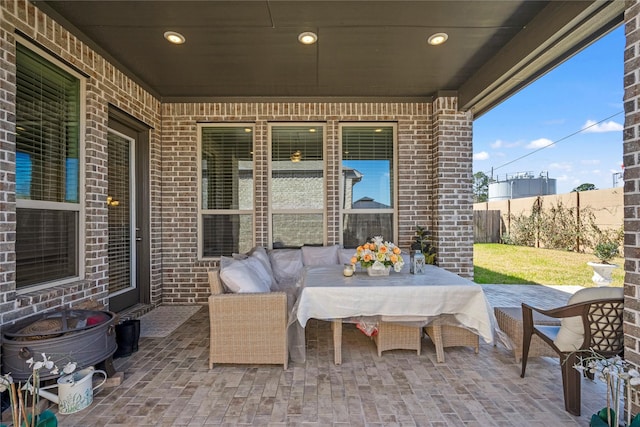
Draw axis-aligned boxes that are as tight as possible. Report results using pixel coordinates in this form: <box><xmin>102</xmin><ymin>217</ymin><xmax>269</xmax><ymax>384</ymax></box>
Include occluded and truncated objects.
<box><xmin>363</xmin><ymin>254</ymin><xmax>372</xmax><ymax>262</ymax></box>
<box><xmin>390</xmin><ymin>254</ymin><xmax>398</xmax><ymax>263</ymax></box>
<box><xmin>379</xmin><ymin>245</ymin><xmax>388</xmax><ymax>253</ymax></box>
<box><xmin>350</xmin><ymin>256</ymin><xmax>358</xmax><ymax>265</ymax></box>
<box><xmin>392</xmin><ymin>247</ymin><xmax>401</xmax><ymax>255</ymax></box>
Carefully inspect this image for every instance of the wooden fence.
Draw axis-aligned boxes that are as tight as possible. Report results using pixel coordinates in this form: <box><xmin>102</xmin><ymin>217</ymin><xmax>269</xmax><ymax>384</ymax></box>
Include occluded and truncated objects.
<box><xmin>473</xmin><ymin>210</ymin><xmax>502</xmax><ymax>243</ymax></box>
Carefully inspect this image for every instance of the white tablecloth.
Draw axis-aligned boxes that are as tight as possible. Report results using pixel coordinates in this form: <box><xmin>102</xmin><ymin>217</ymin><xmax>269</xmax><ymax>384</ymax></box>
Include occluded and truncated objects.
<box><xmin>288</xmin><ymin>264</ymin><xmax>497</xmax><ymax>362</ymax></box>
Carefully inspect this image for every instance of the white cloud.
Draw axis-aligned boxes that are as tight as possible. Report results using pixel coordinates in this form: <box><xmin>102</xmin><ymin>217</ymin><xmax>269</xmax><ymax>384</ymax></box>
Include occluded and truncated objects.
<box><xmin>582</xmin><ymin>119</ymin><xmax>623</xmax><ymax>133</ymax></box>
<box><xmin>580</xmin><ymin>159</ymin><xmax>600</xmax><ymax>165</ymax></box>
<box><xmin>526</xmin><ymin>138</ymin><xmax>554</xmax><ymax>149</ymax></box>
<box><xmin>548</xmin><ymin>162</ymin><xmax>572</xmax><ymax>171</ymax></box>
<box><xmin>490</xmin><ymin>140</ymin><xmax>503</xmax><ymax>149</ymax></box>
<box><xmin>474</xmin><ymin>151</ymin><xmax>489</xmax><ymax>160</ymax></box>
<box><xmin>555</xmin><ymin>174</ymin><xmax>569</xmax><ymax>182</ymax></box>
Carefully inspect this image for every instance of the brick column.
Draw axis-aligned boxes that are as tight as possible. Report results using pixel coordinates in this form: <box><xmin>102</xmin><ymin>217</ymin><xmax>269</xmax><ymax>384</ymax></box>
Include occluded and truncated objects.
<box><xmin>0</xmin><ymin>21</ymin><xmax>16</xmax><ymax>321</ymax></box>
<box><xmin>625</xmin><ymin>0</ymin><xmax>640</xmax><ymax>416</ymax></box>
<box><xmin>431</xmin><ymin>96</ymin><xmax>474</xmax><ymax>277</ymax></box>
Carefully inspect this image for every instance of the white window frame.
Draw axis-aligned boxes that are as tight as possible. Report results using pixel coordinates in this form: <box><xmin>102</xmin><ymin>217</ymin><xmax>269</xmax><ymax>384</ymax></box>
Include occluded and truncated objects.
<box><xmin>14</xmin><ymin>36</ymin><xmax>87</xmax><ymax>294</ymax></box>
<box><xmin>339</xmin><ymin>123</ymin><xmax>398</xmax><ymax>246</ymax></box>
<box><xmin>268</xmin><ymin>123</ymin><xmax>327</xmax><ymax>248</ymax></box>
<box><xmin>197</xmin><ymin>123</ymin><xmax>255</xmax><ymax>259</ymax></box>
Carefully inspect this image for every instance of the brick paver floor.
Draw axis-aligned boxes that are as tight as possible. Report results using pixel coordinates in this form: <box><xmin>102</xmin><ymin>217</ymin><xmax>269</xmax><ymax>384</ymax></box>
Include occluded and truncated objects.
<box><xmin>54</xmin><ymin>284</ymin><xmax>611</xmax><ymax>426</ymax></box>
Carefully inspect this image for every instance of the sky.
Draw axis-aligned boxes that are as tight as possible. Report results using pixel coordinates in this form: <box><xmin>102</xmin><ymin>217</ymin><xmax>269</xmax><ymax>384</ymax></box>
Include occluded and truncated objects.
<box><xmin>473</xmin><ymin>25</ymin><xmax>625</xmax><ymax>195</ymax></box>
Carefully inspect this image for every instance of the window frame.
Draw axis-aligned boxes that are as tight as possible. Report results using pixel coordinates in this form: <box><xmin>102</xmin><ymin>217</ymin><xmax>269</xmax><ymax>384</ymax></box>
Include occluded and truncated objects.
<box><xmin>197</xmin><ymin>123</ymin><xmax>256</xmax><ymax>259</ymax></box>
<box><xmin>268</xmin><ymin>123</ymin><xmax>327</xmax><ymax>248</ymax></box>
<box><xmin>14</xmin><ymin>36</ymin><xmax>86</xmax><ymax>293</ymax></box>
<box><xmin>339</xmin><ymin>123</ymin><xmax>398</xmax><ymax>247</ymax></box>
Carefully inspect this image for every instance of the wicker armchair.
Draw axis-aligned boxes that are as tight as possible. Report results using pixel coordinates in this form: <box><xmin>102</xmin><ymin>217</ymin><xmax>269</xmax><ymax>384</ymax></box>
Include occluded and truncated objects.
<box><xmin>520</xmin><ymin>296</ymin><xmax>624</xmax><ymax>416</ymax></box>
<box><xmin>208</xmin><ymin>269</ymin><xmax>289</xmax><ymax>369</ymax></box>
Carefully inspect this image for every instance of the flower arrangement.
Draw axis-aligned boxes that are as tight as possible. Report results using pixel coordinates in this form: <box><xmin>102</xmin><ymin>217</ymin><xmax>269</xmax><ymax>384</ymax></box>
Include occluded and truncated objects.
<box><xmin>351</xmin><ymin>236</ymin><xmax>405</xmax><ymax>272</ymax></box>
<box><xmin>573</xmin><ymin>349</ymin><xmax>640</xmax><ymax>427</ymax></box>
<box><xmin>0</xmin><ymin>353</ymin><xmax>76</xmax><ymax>427</ymax></box>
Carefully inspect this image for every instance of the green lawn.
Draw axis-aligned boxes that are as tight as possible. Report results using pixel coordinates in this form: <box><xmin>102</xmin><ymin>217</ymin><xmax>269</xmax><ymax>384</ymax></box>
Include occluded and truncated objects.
<box><xmin>473</xmin><ymin>243</ymin><xmax>624</xmax><ymax>287</ymax></box>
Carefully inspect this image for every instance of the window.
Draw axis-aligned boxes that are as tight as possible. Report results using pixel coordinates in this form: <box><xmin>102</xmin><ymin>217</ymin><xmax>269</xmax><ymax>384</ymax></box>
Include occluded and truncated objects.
<box><xmin>15</xmin><ymin>41</ymin><xmax>83</xmax><ymax>289</ymax></box>
<box><xmin>199</xmin><ymin>125</ymin><xmax>254</xmax><ymax>258</ymax></box>
<box><xmin>270</xmin><ymin>125</ymin><xmax>325</xmax><ymax>247</ymax></box>
<box><xmin>340</xmin><ymin>125</ymin><xmax>396</xmax><ymax>248</ymax></box>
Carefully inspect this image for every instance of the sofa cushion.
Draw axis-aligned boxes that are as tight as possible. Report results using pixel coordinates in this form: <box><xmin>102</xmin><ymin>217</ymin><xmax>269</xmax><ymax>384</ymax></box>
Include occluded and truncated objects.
<box><xmin>219</xmin><ymin>256</ymin><xmax>272</xmax><ymax>293</ymax></box>
<box><xmin>302</xmin><ymin>244</ymin><xmax>340</xmax><ymax>266</ymax></box>
<box><xmin>249</xmin><ymin>246</ymin><xmax>277</xmax><ymax>289</ymax></box>
<box><xmin>553</xmin><ymin>286</ymin><xmax>624</xmax><ymax>352</ymax></box>
<box><xmin>268</xmin><ymin>249</ymin><xmax>304</xmax><ymax>289</ymax></box>
<box><xmin>339</xmin><ymin>248</ymin><xmax>357</xmax><ymax>265</ymax></box>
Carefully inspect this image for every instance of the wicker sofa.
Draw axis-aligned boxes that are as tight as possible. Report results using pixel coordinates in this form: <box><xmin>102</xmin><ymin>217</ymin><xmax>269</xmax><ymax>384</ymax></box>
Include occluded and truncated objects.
<box><xmin>208</xmin><ymin>245</ymin><xmax>355</xmax><ymax>369</ymax></box>
<box><xmin>207</xmin><ymin>245</ymin><xmax>421</xmax><ymax>368</ymax></box>
<box><xmin>208</xmin><ymin>269</ymin><xmax>289</xmax><ymax>369</ymax></box>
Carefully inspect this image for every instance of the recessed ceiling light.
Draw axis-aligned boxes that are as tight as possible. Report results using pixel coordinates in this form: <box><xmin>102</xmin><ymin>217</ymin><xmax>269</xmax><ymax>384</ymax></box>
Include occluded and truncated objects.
<box><xmin>298</xmin><ymin>31</ymin><xmax>318</xmax><ymax>45</ymax></box>
<box><xmin>244</xmin><ymin>128</ymin><xmax>252</xmax><ymax>133</ymax></box>
<box><xmin>428</xmin><ymin>32</ymin><xmax>448</xmax><ymax>46</ymax></box>
<box><xmin>164</xmin><ymin>31</ymin><xmax>186</xmax><ymax>45</ymax></box>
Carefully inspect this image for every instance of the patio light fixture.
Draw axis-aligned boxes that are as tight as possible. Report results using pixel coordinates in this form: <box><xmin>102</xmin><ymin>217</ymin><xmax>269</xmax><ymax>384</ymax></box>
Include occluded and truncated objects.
<box><xmin>164</xmin><ymin>31</ymin><xmax>186</xmax><ymax>45</ymax></box>
<box><xmin>427</xmin><ymin>32</ymin><xmax>448</xmax><ymax>46</ymax></box>
<box><xmin>298</xmin><ymin>31</ymin><xmax>318</xmax><ymax>45</ymax></box>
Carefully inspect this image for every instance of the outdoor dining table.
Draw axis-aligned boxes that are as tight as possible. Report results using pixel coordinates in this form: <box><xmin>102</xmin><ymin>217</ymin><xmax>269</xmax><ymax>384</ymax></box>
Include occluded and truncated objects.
<box><xmin>287</xmin><ymin>264</ymin><xmax>497</xmax><ymax>364</ymax></box>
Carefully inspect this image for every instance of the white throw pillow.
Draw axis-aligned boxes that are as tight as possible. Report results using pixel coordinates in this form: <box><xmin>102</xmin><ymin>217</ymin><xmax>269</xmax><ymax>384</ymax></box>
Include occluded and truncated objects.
<box><xmin>302</xmin><ymin>245</ymin><xmax>340</xmax><ymax>266</ymax></box>
<box><xmin>339</xmin><ymin>248</ymin><xmax>357</xmax><ymax>265</ymax></box>
<box><xmin>219</xmin><ymin>256</ymin><xmax>271</xmax><ymax>293</ymax></box>
<box><xmin>553</xmin><ymin>286</ymin><xmax>623</xmax><ymax>352</ymax></box>
<box><xmin>249</xmin><ymin>246</ymin><xmax>277</xmax><ymax>289</ymax></box>
<box><xmin>268</xmin><ymin>249</ymin><xmax>304</xmax><ymax>288</ymax></box>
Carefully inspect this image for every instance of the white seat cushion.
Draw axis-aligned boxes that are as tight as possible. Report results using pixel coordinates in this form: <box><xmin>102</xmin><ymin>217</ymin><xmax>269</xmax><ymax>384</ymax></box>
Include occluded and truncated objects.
<box><xmin>219</xmin><ymin>256</ymin><xmax>272</xmax><ymax>293</ymax></box>
<box><xmin>553</xmin><ymin>286</ymin><xmax>623</xmax><ymax>352</ymax></box>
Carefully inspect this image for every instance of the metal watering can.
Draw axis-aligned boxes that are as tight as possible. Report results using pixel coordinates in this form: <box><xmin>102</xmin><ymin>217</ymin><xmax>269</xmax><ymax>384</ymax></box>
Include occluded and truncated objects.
<box><xmin>37</xmin><ymin>367</ymin><xmax>107</xmax><ymax>414</ymax></box>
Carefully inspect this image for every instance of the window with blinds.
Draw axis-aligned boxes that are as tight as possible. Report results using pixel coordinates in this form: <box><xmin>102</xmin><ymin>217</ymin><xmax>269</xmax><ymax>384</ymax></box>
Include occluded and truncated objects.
<box><xmin>15</xmin><ymin>42</ymin><xmax>82</xmax><ymax>288</ymax></box>
<box><xmin>341</xmin><ymin>125</ymin><xmax>396</xmax><ymax>248</ymax></box>
<box><xmin>199</xmin><ymin>125</ymin><xmax>254</xmax><ymax>258</ymax></box>
<box><xmin>270</xmin><ymin>125</ymin><xmax>325</xmax><ymax>248</ymax></box>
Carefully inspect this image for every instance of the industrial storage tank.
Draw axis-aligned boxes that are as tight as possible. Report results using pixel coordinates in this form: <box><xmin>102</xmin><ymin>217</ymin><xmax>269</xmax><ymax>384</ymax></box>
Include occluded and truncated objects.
<box><xmin>488</xmin><ymin>171</ymin><xmax>556</xmax><ymax>201</ymax></box>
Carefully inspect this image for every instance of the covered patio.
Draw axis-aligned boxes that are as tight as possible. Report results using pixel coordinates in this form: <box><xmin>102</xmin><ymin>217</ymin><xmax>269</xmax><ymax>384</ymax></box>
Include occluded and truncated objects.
<box><xmin>54</xmin><ymin>284</ymin><xmax>606</xmax><ymax>426</ymax></box>
<box><xmin>2</xmin><ymin>0</ymin><xmax>639</xmax><ymax>424</ymax></box>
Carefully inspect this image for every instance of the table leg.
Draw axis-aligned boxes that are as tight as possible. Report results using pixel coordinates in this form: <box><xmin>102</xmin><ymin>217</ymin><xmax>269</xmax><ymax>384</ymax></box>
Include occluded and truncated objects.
<box><xmin>332</xmin><ymin>319</ymin><xmax>342</xmax><ymax>365</ymax></box>
<box><xmin>426</xmin><ymin>323</ymin><xmax>445</xmax><ymax>363</ymax></box>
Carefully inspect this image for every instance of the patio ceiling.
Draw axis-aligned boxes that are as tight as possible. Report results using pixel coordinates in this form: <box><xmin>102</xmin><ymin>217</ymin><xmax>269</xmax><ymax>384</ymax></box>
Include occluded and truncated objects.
<box><xmin>34</xmin><ymin>1</ymin><xmax>624</xmax><ymax>116</ymax></box>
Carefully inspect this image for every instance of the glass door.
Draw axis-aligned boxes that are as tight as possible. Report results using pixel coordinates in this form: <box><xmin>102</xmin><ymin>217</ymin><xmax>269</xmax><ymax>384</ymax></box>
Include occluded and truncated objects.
<box><xmin>107</xmin><ymin>129</ymin><xmax>138</xmax><ymax>309</ymax></box>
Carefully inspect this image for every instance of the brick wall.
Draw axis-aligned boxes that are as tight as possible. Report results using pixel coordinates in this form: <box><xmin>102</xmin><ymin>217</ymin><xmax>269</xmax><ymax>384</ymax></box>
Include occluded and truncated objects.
<box><xmin>431</xmin><ymin>97</ymin><xmax>475</xmax><ymax>277</ymax></box>
<box><xmin>160</xmin><ymin>101</ymin><xmax>473</xmax><ymax>304</ymax></box>
<box><xmin>0</xmin><ymin>0</ymin><xmax>475</xmax><ymax>326</ymax></box>
<box><xmin>625</xmin><ymin>0</ymin><xmax>640</xmax><ymax>415</ymax></box>
<box><xmin>0</xmin><ymin>0</ymin><xmax>162</xmax><ymax>326</ymax></box>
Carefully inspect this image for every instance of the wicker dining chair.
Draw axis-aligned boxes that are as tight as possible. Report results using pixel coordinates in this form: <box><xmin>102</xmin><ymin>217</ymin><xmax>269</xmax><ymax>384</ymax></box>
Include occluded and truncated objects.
<box><xmin>520</xmin><ymin>292</ymin><xmax>624</xmax><ymax>416</ymax></box>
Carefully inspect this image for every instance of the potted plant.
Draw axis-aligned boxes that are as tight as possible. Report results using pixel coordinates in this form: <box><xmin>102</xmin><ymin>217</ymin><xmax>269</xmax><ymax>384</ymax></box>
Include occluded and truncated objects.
<box><xmin>587</xmin><ymin>241</ymin><xmax>620</xmax><ymax>287</ymax></box>
<box><xmin>411</xmin><ymin>226</ymin><xmax>437</xmax><ymax>265</ymax></box>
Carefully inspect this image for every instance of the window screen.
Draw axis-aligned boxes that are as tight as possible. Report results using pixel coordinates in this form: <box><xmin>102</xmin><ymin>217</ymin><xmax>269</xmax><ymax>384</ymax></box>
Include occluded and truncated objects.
<box><xmin>270</xmin><ymin>125</ymin><xmax>324</xmax><ymax>247</ymax></box>
<box><xmin>200</xmin><ymin>125</ymin><xmax>254</xmax><ymax>257</ymax></box>
<box><xmin>341</xmin><ymin>125</ymin><xmax>395</xmax><ymax>248</ymax></box>
<box><xmin>15</xmin><ymin>43</ymin><xmax>81</xmax><ymax>288</ymax></box>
